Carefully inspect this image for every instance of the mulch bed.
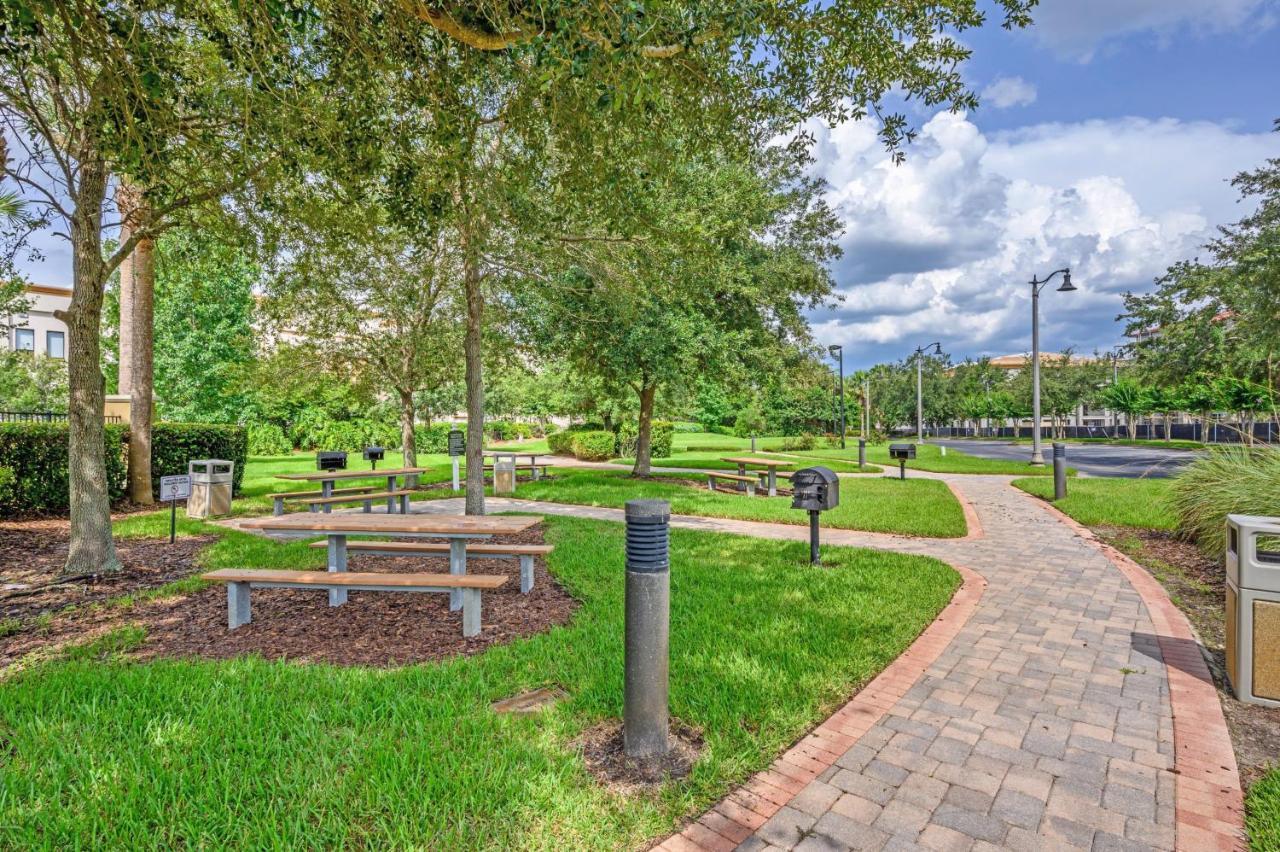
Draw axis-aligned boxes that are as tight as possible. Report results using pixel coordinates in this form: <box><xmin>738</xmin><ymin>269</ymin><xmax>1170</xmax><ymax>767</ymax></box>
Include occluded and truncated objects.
<box><xmin>1096</xmin><ymin>525</ymin><xmax>1280</xmax><ymax>787</ymax></box>
<box><xmin>574</xmin><ymin>719</ymin><xmax>705</xmax><ymax>794</ymax></box>
<box><xmin>0</xmin><ymin>519</ymin><xmax>578</xmax><ymax>670</ymax></box>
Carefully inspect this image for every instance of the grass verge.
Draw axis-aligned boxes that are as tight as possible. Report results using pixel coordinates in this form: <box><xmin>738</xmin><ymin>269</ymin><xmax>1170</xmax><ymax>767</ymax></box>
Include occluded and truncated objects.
<box><xmin>507</xmin><ymin>469</ymin><xmax>966</xmax><ymax>538</ymax></box>
<box><xmin>0</xmin><ymin>516</ymin><xmax>958</xmax><ymax>849</ymax></box>
<box><xmin>787</xmin><ymin>443</ymin><xmax>1068</xmax><ymax>476</ymax></box>
<box><xmin>1011</xmin><ymin>477</ymin><xmax>1176</xmax><ymax>530</ymax></box>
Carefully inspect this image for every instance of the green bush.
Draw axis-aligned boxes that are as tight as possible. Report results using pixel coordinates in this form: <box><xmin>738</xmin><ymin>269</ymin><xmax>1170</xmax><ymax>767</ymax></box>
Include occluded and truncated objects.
<box><xmin>149</xmin><ymin>423</ymin><xmax>248</xmax><ymax>498</ymax></box>
<box><xmin>0</xmin><ymin>422</ymin><xmax>127</xmax><ymax>513</ymax></box>
<box><xmin>571</xmin><ymin>430</ymin><xmax>617</xmax><ymax>461</ymax></box>
<box><xmin>548</xmin><ymin>423</ymin><xmax>602</xmax><ymax>456</ymax></box>
<box><xmin>1170</xmin><ymin>446</ymin><xmax>1280</xmax><ymax>560</ymax></box>
<box><xmin>414</xmin><ymin>423</ymin><xmax>459</xmax><ymax>454</ymax></box>
<box><xmin>0</xmin><ymin>465</ymin><xmax>15</xmax><ymax>511</ymax></box>
<box><xmin>485</xmin><ymin>420</ymin><xmax>538</xmax><ymax>441</ymax></box>
<box><xmin>618</xmin><ymin>420</ymin><xmax>674</xmax><ymax>459</ymax></box>
<box><xmin>247</xmin><ymin>423</ymin><xmax>292</xmax><ymax>456</ymax></box>
<box><xmin>780</xmin><ymin>434</ymin><xmax>817</xmax><ymax>451</ymax></box>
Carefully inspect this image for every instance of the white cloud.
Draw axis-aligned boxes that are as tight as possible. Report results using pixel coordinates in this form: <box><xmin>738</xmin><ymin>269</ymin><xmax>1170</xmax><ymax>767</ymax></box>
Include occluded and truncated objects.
<box><xmin>981</xmin><ymin>76</ymin><xmax>1037</xmax><ymax>109</ymax></box>
<box><xmin>805</xmin><ymin>111</ymin><xmax>1279</xmax><ymax>366</ymax></box>
<box><xmin>1028</xmin><ymin>0</ymin><xmax>1276</xmax><ymax>60</ymax></box>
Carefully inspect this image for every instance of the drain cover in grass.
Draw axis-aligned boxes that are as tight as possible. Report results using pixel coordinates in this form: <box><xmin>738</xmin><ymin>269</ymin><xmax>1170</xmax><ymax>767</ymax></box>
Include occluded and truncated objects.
<box><xmin>492</xmin><ymin>686</ymin><xmax>568</xmax><ymax>714</ymax></box>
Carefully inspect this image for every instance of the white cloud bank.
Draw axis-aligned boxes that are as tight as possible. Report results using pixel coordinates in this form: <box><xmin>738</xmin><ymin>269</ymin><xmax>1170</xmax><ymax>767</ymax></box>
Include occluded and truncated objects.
<box><xmin>807</xmin><ymin>112</ymin><xmax>1279</xmax><ymax>366</ymax></box>
<box><xmin>981</xmin><ymin>76</ymin><xmax>1037</xmax><ymax>109</ymax></box>
<box><xmin>1028</xmin><ymin>0</ymin><xmax>1277</xmax><ymax>60</ymax></box>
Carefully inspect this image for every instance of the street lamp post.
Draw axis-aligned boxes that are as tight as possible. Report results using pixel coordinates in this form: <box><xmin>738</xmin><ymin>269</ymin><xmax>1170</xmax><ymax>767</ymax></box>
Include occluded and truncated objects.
<box><xmin>829</xmin><ymin>345</ymin><xmax>845</xmax><ymax>449</ymax></box>
<box><xmin>914</xmin><ymin>342</ymin><xmax>942</xmax><ymax>443</ymax></box>
<box><xmin>1028</xmin><ymin>268</ymin><xmax>1076</xmax><ymax>465</ymax></box>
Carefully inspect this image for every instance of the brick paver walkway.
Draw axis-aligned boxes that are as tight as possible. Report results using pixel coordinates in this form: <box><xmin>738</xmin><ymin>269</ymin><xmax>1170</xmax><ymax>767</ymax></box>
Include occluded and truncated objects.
<box><xmin>240</xmin><ymin>470</ymin><xmax>1243</xmax><ymax>850</ymax></box>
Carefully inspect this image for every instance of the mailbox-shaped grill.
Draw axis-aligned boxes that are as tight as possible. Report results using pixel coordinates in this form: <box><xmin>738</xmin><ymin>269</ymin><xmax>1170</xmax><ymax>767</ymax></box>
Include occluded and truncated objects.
<box><xmin>316</xmin><ymin>451</ymin><xmax>348</xmax><ymax>471</ymax></box>
<box><xmin>363</xmin><ymin>446</ymin><xmax>385</xmax><ymax>463</ymax></box>
<box><xmin>889</xmin><ymin>444</ymin><xmax>917</xmax><ymax>460</ymax></box>
<box><xmin>791</xmin><ymin>466</ymin><xmax>840</xmax><ymax>512</ymax></box>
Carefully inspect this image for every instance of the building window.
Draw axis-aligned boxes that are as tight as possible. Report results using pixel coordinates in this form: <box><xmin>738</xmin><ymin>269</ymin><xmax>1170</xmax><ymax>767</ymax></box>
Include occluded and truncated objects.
<box><xmin>14</xmin><ymin>328</ymin><xmax>35</xmax><ymax>352</ymax></box>
<box><xmin>47</xmin><ymin>330</ymin><xmax>65</xmax><ymax>359</ymax></box>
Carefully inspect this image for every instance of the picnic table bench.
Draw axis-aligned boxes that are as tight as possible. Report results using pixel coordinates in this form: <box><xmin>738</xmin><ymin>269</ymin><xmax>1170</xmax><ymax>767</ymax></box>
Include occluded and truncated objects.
<box><xmin>267</xmin><ymin>486</ymin><xmax>377</xmax><ymax>516</ymax></box>
<box><xmin>202</xmin><ymin>568</ymin><xmax>507</xmax><ymax>637</ymax></box>
<box><xmin>707</xmin><ymin>471</ymin><xmax>758</xmax><ymax>496</ymax></box>
<box><xmin>308</xmin><ymin>540</ymin><xmax>552</xmax><ymax>594</ymax></box>
<box><xmin>482</xmin><ymin>450</ymin><xmax>548</xmax><ymax>481</ymax></box>
<box><xmin>720</xmin><ymin>456</ymin><xmax>794</xmax><ymax>496</ymax></box>
<box><xmin>273</xmin><ymin>467</ymin><xmax>427</xmax><ymax>514</ymax></box>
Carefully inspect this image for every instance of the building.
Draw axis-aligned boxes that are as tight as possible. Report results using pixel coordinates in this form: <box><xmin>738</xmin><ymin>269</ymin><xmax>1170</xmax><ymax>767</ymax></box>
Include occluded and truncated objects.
<box><xmin>2</xmin><ymin>283</ymin><xmax>70</xmax><ymax>359</ymax></box>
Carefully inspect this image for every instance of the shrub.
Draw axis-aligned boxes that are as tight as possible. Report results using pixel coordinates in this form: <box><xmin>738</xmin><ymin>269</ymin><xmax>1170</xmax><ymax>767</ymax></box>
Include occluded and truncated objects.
<box><xmin>618</xmin><ymin>420</ymin><xmax>674</xmax><ymax>459</ymax></box>
<box><xmin>1169</xmin><ymin>446</ymin><xmax>1280</xmax><ymax>560</ymax></box>
<box><xmin>548</xmin><ymin>423</ymin><xmax>603</xmax><ymax>456</ymax></box>
<box><xmin>485</xmin><ymin>420</ymin><xmax>536</xmax><ymax>441</ymax></box>
<box><xmin>415</xmin><ymin>423</ymin><xmax>459</xmax><ymax>454</ymax></box>
<box><xmin>149</xmin><ymin>423</ymin><xmax>248</xmax><ymax>498</ymax></box>
<box><xmin>247</xmin><ymin>423</ymin><xmax>292</xmax><ymax>456</ymax></box>
<box><xmin>0</xmin><ymin>465</ymin><xmax>15</xmax><ymax>511</ymax></box>
<box><xmin>0</xmin><ymin>422</ymin><xmax>127</xmax><ymax>513</ymax></box>
<box><xmin>571</xmin><ymin>430</ymin><xmax>617</xmax><ymax>461</ymax></box>
<box><xmin>780</xmin><ymin>434</ymin><xmax>816</xmax><ymax>451</ymax></box>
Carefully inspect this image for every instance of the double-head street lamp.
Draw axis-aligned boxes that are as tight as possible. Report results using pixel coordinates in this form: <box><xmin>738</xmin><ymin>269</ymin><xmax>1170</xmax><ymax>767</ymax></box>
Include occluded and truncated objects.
<box><xmin>914</xmin><ymin>342</ymin><xmax>942</xmax><ymax>443</ymax></box>
<box><xmin>828</xmin><ymin>345</ymin><xmax>845</xmax><ymax>449</ymax></box>
<box><xmin>1028</xmin><ymin>268</ymin><xmax>1076</xmax><ymax>465</ymax></box>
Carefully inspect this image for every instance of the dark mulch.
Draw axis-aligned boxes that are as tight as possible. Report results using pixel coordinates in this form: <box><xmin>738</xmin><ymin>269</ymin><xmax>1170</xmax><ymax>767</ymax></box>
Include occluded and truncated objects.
<box><xmin>0</xmin><ymin>519</ymin><xmax>579</xmax><ymax>670</ymax></box>
<box><xmin>574</xmin><ymin>719</ymin><xmax>705</xmax><ymax>794</ymax></box>
<box><xmin>0</xmin><ymin>518</ymin><xmax>214</xmax><ymax>621</ymax></box>
<box><xmin>1097</xmin><ymin>525</ymin><xmax>1280</xmax><ymax>787</ymax></box>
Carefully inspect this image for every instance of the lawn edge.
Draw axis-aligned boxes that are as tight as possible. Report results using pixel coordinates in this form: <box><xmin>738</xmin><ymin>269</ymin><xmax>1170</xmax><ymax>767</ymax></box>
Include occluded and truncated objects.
<box><xmin>1018</xmin><ymin>489</ymin><xmax>1246</xmax><ymax>852</ymax></box>
<box><xmin>652</xmin><ymin>562</ymin><xmax>987</xmax><ymax>852</ymax></box>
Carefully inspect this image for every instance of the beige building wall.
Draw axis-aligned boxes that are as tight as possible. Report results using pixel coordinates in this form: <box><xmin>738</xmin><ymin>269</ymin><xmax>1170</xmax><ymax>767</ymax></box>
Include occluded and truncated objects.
<box><xmin>3</xmin><ymin>284</ymin><xmax>71</xmax><ymax>359</ymax></box>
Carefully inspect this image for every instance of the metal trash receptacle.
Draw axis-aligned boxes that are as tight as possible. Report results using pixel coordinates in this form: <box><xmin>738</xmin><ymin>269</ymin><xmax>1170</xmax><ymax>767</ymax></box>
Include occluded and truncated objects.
<box><xmin>1225</xmin><ymin>514</ymin><xmax>1280</xmax><ymax>707</ymax></box>
<box><xmin>494</xmin><ymin>455</ymin><xmax>516</xmax><ymax>495</ymax></box>
<box><xmin>187</xmin><ymin>459</ymin><xmax>235</xmax><ymax>519</ymax></box>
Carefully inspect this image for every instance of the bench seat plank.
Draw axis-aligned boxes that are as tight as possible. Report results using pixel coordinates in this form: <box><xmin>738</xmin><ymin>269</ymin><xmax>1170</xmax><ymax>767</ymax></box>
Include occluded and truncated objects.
<box><xmin>202</xmin><ymin>568</ymin><xmax>506</xmax><ymax>589</ymax></box>
<box><xmin>303</xmin><ymin>489</ymin><xmax>414</xmax><ymax>506</ymax></box>
<box><xmin>268</xmin><ymin>486</ymin><xmax>376</xmax><ymax>500</ymax></box>
<box><xmin>706</xmin><ymin>472</ymin><xmax>759</xmax><ymax>482</ymax></box>
<box><xmin>306</xmin><ymin>541</ymin><xmax>552</xmax><ymax>555</ymax></box>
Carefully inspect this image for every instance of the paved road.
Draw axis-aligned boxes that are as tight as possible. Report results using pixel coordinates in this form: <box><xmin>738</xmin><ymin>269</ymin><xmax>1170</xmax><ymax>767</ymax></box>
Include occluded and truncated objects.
<box><xmin>932</xmin><ymin>439</ymin><xmax>1198</xmax><ymax>479</ymax></box>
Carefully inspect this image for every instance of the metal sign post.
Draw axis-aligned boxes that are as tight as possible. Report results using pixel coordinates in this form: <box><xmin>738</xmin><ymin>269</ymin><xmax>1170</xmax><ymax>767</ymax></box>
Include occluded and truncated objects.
<box><xmin>159</xmin><ymin>474</ymin><xmax>192</xmax><ymax>544</ymax></box>
<box><xmin>448</xmin><ymin>429</ymin><xmax>464</xmax><ymax>492</ymax></box>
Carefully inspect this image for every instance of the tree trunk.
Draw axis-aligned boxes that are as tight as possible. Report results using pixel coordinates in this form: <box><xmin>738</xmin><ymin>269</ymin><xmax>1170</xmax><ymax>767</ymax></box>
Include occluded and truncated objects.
<box><xmin>1163</xmin><ymin>412</ymin><xmax>1172</xmax><ymax>443</ymax></box>
<box><xmin>118</xmin><ymin>241</ymin><xmax>134</xmax><ymax>396</ymax></box>
<box><xmin>632</xmin><ymin>381</ymin><xmax>657</xmax><ymax>477</ymax></box>
<box><xmin>62</xmin><ymin>155</ymin><xmax>121</xmax><ymax>575</ymax></box>
<box><xmin>399</xmin><ymin>387</ymin><xmax>417</xmax><ymax>467</ymax></box>
<box><xmin>118</xmin><ymin>182</ymin><xmax>155</xmax><ymax>505</ymax></box>
<box><xmin>462</xmin><ymin>252</ymin><xmax>485</xmax><ymax>515</ymax></box>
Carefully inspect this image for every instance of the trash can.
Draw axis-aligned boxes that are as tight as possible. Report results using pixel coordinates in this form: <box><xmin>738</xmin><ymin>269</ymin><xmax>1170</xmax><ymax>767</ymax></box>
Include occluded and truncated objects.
<box><xmin>494</xmin><ymin>455</ymin><xmax>516</xmax><ymax>495</ymax></box>
<box><xmin>187</xmin><ymin>459</ymin><xmax>235</xmax><ymax>519</ymax></box>
<box><xmin>1225</xmin><ymin>514</ymin><xmax>1280</xmax><ymax>707</ymax></box>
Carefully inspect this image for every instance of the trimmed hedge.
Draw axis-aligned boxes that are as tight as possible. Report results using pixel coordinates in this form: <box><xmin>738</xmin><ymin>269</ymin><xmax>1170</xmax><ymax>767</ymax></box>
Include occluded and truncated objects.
<box><xmin>0</xmin><ymin>465</ymin><xmax>16</xmax><ymax>512</ymax></box>
<box><xmin>571</xmin><ymin>430</ymin><xmax>617</xmax><ymax>461</ymax></box>
<box><xmin>548</xmin><ymin>423</ymin><xmax>604</xmax><ymax>456</ymax></box>
<box><xmin>0</xmin><ymin>422</ymin><xmax>127</xmax><ymax>513</ymax></box>
<box><xmin>149</xmin><ymin>423</ymin><xmax>248</xmax><ymax>499</ymax></box>
<box><xmin>619</xmin><ymin>420</ymin><xmax>674</xmax><ymax>460</ymax></box>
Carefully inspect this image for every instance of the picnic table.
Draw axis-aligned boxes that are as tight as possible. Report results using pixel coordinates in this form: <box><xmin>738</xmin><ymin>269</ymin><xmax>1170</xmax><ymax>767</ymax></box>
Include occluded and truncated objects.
<box><xmin>275</xmin><ymin>466</ymin><xmax>427</xmax><ymax>513</ymax></box>
<box><xmin>239</xmin><ymin>512</ymin><xmax>540</xmax><ymax>610</ymax></box>
<box><xmin>482</xmin><ymin>449</ymin><xmax>547</xmax><ymax>480</ymax></box>
<box><xmin>720</xmin><ymin>456</ymin><xmax>792</xmax><ymax>497</ymax></box>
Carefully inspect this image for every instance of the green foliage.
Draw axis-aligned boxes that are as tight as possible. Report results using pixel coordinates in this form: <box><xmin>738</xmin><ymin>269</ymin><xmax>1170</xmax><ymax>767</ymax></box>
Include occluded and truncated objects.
<box><xmin>485</xmin><ymin>420</ymin><xmax>538</xmax><ymax>441</ymax></box>
<box><xmin>570</xmin><ymin>430</ymin><xmax>617</xmax><ymax>461</ymax></box>
<box><xmin>0</xmin><ymin>423</ymin><xmax>127</xmax><ymax>513</ymax></box>
<box><xmin>148</xmin><ymin>423</ymin><xmax>248</xmax><ymax>498</ymax></box>
<box><xmin>547</xmin><ymin>423</ymin><xmax>603</xmax><ymax>456</ymax></box>
<box><xmin>1169</xmin><ymin>446</ymin><xmax>1280</xmax><ymax>560</ymax></box>
<box><xmin>0</xmin><ymin>465</ymin><xmax>15</xmax><ymax>511</ymax></box>
<box><xmin>780</xmin><ymin>434</ymin><xmax>817</xmax><ymax>451</ymax></box>
<box><xmin>414</xmin><ymin>423</ymin><xmax>461</xmax><ymax>454</ymax></box>
<box><xmin>618</xmin><ymin>420</ymin><xmax>674</xmax><ymax>459</ymax></box>
<box><xmin>0</xmin><ymin>353</ymin><xmax>69</xmax><ymax>412</ymax></box>
<box><xmin>246</xmin><ymin>423</ymin><xmax>291</xmax><ymax>457</ymax></box>
<box><xmin>1247</xmin><ymin>767</ymin><xmax>1280</xmax><ymax>852</ymax></box>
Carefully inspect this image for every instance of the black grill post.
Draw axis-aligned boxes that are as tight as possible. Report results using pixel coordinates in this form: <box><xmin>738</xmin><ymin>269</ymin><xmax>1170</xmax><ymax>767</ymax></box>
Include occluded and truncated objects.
<box><xmin>809</xmin><ymin>510</ymin><xmax>821</xmax><ymax>564</ymax></box>
<box><xmin>624</xmin><ymin>499</ymin><xmax>670</xmax><ymax>758</ymax></box>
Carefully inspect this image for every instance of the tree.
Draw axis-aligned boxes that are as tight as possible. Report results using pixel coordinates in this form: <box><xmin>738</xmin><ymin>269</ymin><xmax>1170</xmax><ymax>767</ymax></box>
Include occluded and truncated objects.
<box><xmin>0</xmin><ymin>1</ymin><xmax>317</xmax><ymax>573</ymax></box>
<box><xmin>1097</xmin><ymin>380</ymin><xmax>1152</xmax><ymax>439</ymax></box>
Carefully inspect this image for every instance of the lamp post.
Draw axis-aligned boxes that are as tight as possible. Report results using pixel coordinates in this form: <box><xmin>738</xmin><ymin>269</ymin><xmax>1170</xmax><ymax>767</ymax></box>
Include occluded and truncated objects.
<box><xmin>828</xmin><ymin>345</ymin><xmax>845</xmax><ymax>449</ymax></box>
<box><xmin>863</xmin><ymin>377</ymin><xmax>871</xmax><ymax>437</ymax></box>
<box><xmin>914</xmin><ymin>342</ymin><xmax>942</xmax><ymax>443</ymax></box>
<box><xmin>1028</xmin><ymin>268</ymin><xmax>1076</xmax><ymax>465</ymax></box>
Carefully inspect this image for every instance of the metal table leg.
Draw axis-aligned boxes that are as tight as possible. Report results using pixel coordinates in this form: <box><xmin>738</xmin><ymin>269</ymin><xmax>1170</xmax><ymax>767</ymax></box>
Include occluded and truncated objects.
<box><xmin>321</xmin><ymin>479</ymin><xmax>333</xmax><ymax>513</ymax></box>
<box><xmin>328</xmin><ymin>535</ymin><xmax>347</xmax><ymax>606</ymax></box>
<box><xmin>386</xmin><ymin>475</ymin><xmax>397</xmax><ymax>513</ymax></box>
<box><xmin>449</xmin><ymin>538</ymin><xmax>466</xmax><ymax>611</ymax></box>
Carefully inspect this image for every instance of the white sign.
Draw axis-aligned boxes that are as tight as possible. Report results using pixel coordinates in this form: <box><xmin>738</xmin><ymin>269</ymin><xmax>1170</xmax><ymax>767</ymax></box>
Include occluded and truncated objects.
<box><xmin>159</xmin><ymin>474</ymin><xmax>192</xmax><ymax>501</ymax></box>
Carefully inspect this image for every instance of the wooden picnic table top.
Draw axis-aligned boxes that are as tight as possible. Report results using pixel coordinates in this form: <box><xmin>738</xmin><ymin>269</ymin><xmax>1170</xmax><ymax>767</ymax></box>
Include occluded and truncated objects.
<box><xmin>720</xmin><ymin>456</ymin><xmax>794</xmax><ymax>467</ymax></box>
<box><xmin>481</xmin><ymin>449</ymin><xmax>542</xmax><ymax>457</ymax></box>
<box><xmin>275</xmin><ymin>467</ymin><xmax>427</xmax><ymax>482</ymax></box>
<box><xmin>240</xmin><ymin>513</ymin><xmax>539</xmax><ymax>536</ymax></box>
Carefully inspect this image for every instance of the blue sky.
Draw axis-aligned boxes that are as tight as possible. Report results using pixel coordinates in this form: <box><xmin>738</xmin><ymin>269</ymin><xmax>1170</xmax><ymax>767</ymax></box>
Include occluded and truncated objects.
<box><xmin>807</xmin><ymin>0</ymin><xmax>1280</xmax><ymax>369</ymax></box>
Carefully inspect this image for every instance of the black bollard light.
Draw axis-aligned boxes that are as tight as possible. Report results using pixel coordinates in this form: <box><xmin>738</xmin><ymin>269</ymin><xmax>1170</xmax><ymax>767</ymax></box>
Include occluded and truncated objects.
<box><xmin>624</xmin><ymin>499</ymin><xmax>670</xmax><ymax>758</ymax></box>
<box><xmin>858</xmin><ymin>437</ymin><xmax>866</xmax><ymax>469</ymax></box>
<box><xmin>1052</xmin><ymin>442</ymin><xmax>1067</xmax><ymax>501</ymax></box>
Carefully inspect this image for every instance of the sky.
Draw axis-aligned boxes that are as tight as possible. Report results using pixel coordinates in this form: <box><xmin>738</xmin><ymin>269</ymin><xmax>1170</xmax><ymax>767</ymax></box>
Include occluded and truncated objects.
<box><xmin>8</xmin><ymin>1</ymin><xmax>1280</xmax><ymax>373</ymax></box>
<box><xmin>807</xmin><ymin>0</ymin><xmax>1280</xmax><ymax>369</ymax></box>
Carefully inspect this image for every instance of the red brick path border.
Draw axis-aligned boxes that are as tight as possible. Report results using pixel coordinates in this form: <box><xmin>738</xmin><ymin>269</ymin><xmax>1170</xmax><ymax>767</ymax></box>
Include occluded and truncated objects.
<box><xmin>653</xmin><ymin>563</ymin><xmax>987</xmax><ymax>852</ymax></box>
<box><xmin>1032</xmin><ymin>495</ymin><xmax>1246</xmax><ymax>852</ymax></box>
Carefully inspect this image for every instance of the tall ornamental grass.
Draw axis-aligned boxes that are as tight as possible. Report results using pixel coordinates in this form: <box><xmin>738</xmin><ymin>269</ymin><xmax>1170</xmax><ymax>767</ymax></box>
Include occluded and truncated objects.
<box><xmin>1169</xmin><ymin>445</ymin><xmax>1280</xmax><ymax>560</ymax></box>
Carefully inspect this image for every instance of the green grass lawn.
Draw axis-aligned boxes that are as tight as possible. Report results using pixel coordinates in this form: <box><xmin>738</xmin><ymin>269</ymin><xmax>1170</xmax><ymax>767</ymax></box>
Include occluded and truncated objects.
<box><xmin>784</xmin><ymin>442</ymin><xmax>1067</xmax><ymax>476</ymax></box>
<box><xmin>611</xmin><ymin>450</ymin><xmax>882</xmax><ymax>474</ymax></box>
<box><xmin>1011</xmin><ymin>477</ymin><xmax>1177</xmax><ymax>530</ymax></box>
<box><xmin>1248</xmin><ymin>770</ymin><xmax>1280</xmax><ymax>852</ymax></box>
<box><xmin>506</xmin><ymin>468</ymin><xmax>966</xmax><ymax>538</ymax></box>
<box><xmin>0</xmin><ymin>515</ymin><xmax>959</xmax><ymax>849</ymax></box>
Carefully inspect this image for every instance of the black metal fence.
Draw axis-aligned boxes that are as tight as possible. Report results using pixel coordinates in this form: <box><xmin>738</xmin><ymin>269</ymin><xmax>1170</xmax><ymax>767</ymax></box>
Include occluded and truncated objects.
<box><xmin>917</xmin><ymin>422</ymin><xmax>1278</xmax><ymax>443</ymax></box>
<box><xmin>0</xmin><ymin>411</ymin><xmax>124</xmax><ymax>424</ymax></box>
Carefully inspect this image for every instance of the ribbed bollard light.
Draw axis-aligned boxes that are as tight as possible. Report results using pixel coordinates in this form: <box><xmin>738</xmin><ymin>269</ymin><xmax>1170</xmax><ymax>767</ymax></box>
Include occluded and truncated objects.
<box><xmin>1053</xmin><ymin>442</ymin><xmax>1067</xmax><ymax>501</ymax></box>
<box><xmin>624</xmin><ymin>499</ymin><xmax>670</xmax><ymax>759</ymax></box>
